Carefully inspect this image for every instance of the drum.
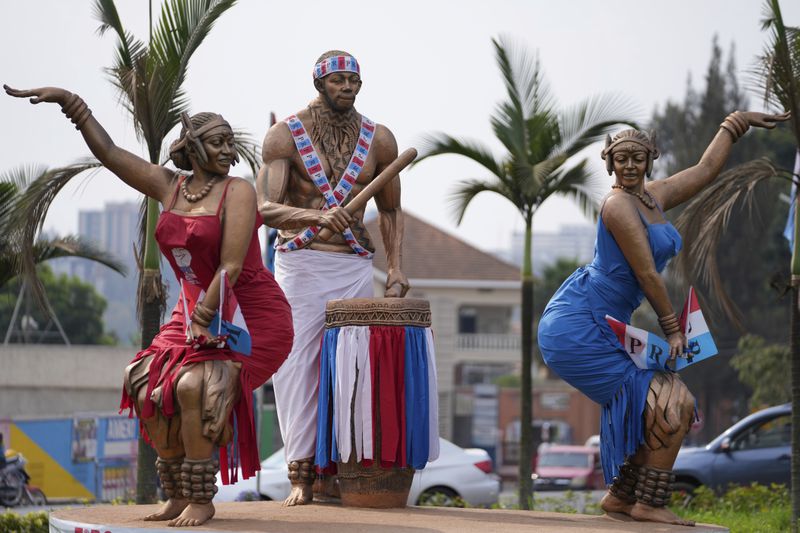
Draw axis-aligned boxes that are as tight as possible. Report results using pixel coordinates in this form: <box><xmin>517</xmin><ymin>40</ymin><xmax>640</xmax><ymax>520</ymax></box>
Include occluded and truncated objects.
<box><xmin>315</xmin><ymin>298</ymin><xmax>439</xmax><ymax>508</ymax></box>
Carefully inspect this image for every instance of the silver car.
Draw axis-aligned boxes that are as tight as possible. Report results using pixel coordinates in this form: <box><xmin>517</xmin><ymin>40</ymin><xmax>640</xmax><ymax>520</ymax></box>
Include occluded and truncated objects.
<box><xmin>216</xmin><ymin>438</ymin><xmax>499</xmax><ymax>507</ymax></box>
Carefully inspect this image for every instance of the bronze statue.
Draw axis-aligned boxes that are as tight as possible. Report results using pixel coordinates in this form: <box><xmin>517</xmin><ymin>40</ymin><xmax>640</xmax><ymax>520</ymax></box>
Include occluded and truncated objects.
<box><xmin>256</xmin><ymin>50</ymin><xmax>408</xmax><ymax>506</ymax></box>
<box><xmin>5</xmin><ymin>85</ymin><xmax>294</xmax><ymax>527</ymax></box>
<box><xmin>538</xmin><ymin>110</ymin><xmax>789</xmax><ymax>525</ymax></box>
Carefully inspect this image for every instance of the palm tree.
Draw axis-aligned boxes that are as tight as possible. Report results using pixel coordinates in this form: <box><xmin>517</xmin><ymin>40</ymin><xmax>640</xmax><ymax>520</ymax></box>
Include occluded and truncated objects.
<box><xmin>674</xmin><ymin>0</ymin><xmax>800</xmax><ymax>528</ymax></box>
<box><xmin>414</xmin><ymin>35</ymin><xmax>637</xmax><ymax>509</ymax></box>
<box><xmin>1</xmin><ymin>163</ymin><xmax>125</xmax><ymax>292</ymax></box>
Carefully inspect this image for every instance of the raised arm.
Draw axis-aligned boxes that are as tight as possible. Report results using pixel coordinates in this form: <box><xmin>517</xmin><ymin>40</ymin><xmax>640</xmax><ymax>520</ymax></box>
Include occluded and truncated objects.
<box><xmin>651</xmin><ymin>110</ymin><xmax>790</xmax><ymax>211</ymax></box>
<box><xmin>602</xmin><ymin>195</ymin><xmax>685</xmax><ymax>358</ymax></box>
<box><xmin>5</xmin><ymin>85</ymin><xmax>173</xmax><ymax>202</ymax></box>
<box><xmin>373</xmin><ymin>125</ymin><xmax>408</xmax><ymax>297</ymax></box>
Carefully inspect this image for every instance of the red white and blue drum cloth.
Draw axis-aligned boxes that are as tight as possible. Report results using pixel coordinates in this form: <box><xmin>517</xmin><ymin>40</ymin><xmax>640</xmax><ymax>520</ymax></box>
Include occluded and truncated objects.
<box><xmin>277</xmin><ymin>114</ymin><xmax>375</xmax><ymax>258</ymax></box>
<box><xmin>315</xmin><ymin>325</ymin><xmax>440</xmax><ymax>470</ymax></box>
<box><xmin>313</xmin><ymin>55</ymin><xmax>360</xmax><ymax>79</ymax></box>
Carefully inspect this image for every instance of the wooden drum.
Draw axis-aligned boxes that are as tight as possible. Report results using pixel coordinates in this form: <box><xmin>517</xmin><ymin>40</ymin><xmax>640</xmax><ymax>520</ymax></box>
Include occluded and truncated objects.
<box><xmin>315</xmin><ymin>298</ymin><xmax>439</xmax><ymax>508</ymax></box>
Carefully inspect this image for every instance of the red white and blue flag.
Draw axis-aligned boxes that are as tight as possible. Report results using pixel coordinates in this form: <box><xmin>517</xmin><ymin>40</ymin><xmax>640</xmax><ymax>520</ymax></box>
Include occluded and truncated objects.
<box><xmin>180</xmin><ymin>270</ymin><xmax>251</xmax><ymax>356</ymax></box>
<box><xmin>605</xmin><ymin>287</ymin><xmax>717</xmax><ymax>371</ymax></box>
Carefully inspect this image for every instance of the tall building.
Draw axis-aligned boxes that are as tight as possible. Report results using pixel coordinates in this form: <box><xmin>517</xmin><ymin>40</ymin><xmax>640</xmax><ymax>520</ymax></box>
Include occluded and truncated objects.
<box><xmin>50</xmin><ymin>202</ymin><xmax>142</xmax><ymax>343</ymax></box>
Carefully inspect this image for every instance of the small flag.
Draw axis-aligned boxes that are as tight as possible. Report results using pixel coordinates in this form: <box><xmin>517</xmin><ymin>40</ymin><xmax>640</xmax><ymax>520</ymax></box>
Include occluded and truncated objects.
<box><xmin>606</xmin><ymin>287</ymin><xmax>718</xmax><ymax>371</ymax></box>
<box><xmin>209</xmin><ymin>270</ymin><xmax>252</xmax><ymax>356</ymax></box>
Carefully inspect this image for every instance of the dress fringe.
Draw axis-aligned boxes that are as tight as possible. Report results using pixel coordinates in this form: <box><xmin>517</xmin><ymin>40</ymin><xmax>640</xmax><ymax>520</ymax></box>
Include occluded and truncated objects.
<box><xmin>599</xmin><ymin>368</ymin><xmax>653</xmax><ymax>485</ymax></box>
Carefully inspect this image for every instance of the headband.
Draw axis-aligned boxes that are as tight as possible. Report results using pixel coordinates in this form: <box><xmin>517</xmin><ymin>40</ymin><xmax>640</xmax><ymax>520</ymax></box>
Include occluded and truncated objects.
<box><xmin>601</xmin><ymin>136</ymin><xmax>656</xmax><ymax>159</ymax></box>
<box><xmin>313</xmin><ymin>55</ymin><xmax>360</xmax><ymax>80</ymax></box>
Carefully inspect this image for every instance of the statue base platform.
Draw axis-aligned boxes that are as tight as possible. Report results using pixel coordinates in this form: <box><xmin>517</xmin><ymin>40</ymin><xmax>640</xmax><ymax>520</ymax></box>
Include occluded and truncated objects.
<box><xmin>50</xmin><ymin>501</ymin><xmax>727</xmax><ymax>533</ymax></box>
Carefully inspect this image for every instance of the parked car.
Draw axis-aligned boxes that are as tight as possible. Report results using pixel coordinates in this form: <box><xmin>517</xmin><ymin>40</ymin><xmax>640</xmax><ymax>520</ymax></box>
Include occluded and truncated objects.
<box><xmin>216</xmin><ymin>437</ymin><xmax>500</xmax><ymax>506</ymax></box>
<box><xmin>532</xmin><ymin>445</ymin><xmax>604</xmax><ymax>490</ymax></box>
<box><xmin>673</xmin><ymin>403</ymin><xmax>790</xmax><ymax>493</ymax></box>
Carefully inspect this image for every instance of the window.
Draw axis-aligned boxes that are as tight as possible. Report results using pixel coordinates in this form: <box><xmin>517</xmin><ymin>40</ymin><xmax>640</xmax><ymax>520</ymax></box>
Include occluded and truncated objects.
<box><xmin>731</xmin><ymin>414</ymin><xmax>790</xmax><ymax>451</ymax></box>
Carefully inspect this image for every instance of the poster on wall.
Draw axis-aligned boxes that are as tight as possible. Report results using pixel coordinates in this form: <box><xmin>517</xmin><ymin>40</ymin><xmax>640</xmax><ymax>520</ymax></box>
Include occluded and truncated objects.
<box><xmin>102</xmin><ymin>417</ymin><xmax>137</xmax><ymax>459</ymax></box>
<box><xmin>71</xmin><ymin>417</ymin><xmax>97</xmax><ymax>463</ymax></box>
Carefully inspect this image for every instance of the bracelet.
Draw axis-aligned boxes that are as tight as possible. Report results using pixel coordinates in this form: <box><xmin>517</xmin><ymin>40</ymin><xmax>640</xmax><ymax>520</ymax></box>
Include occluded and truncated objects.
<box><xmin>190</xmin><ymin>311</ymin><xmax>211</xmax><ymax>328</ymax></box>
<box><xmin>193</xmin><ymin>302</ymin><xmax>216</xmax><ymax>322</ymax></box>
<box><xmin>60</xmin><ymin>92</ymin><xmax>93</xmax><ymax>130</ymax></box>
<box><xmin>719</xmin><ymin>111</ymin><xmax>749</xmax><ymax>143</ymax></box>
<box><xmin>658</xmin><ymin>313</ymin><xmax>681</xmax><ymax>336</ymax></box>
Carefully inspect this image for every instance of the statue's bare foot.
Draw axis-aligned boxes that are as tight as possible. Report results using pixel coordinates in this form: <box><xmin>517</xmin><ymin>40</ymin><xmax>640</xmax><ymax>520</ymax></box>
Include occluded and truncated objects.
<box><xmin>167</xmin><ymin>502</ymin><xmax>215</xmax><ymax>527</ymax></box>
<box><xmin>630</xmin><ymin>502</ymin><xmax>695</xmax><ymax>526</ymax></box>
<box><xmin>143</xmin><ymin>498</ymin><xmax>189</xmax><ymax>521</ymax></box>
<box><xmin>599</xmin><ymin>491</ymin><xmax>634</xmax><ymax>516</ymax></box>
<box><xmin>283</xmin><ymin>484</ymin><xmax>313</xmax><ymax>506</ymax></box>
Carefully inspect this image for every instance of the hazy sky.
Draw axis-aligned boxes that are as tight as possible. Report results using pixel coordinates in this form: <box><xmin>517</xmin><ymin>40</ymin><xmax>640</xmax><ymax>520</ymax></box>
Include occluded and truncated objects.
<box><xmin>2</xmin><ymin>0</ymin><xmax>798</xmax><ymax>252</ymax></box>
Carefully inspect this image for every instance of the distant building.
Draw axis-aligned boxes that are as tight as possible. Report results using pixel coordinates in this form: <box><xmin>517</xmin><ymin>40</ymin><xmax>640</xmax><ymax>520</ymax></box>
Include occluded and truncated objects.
<box><xmin>505</xmin><ymin>224</ymin><xmax>596</xmax><ymax>276</ymax></box>
<box><xmin>50</xmin><ymin>202</ymin><xmax>142</xmax><ymax>344</ymax></box>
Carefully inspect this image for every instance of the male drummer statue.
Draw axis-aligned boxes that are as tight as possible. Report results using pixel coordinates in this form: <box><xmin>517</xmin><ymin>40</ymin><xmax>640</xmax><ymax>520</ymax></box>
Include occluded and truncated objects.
<box><xmin>257</xmin><ymin>50</ymin><xmax>409</xmax><ymax>506</ymax></box>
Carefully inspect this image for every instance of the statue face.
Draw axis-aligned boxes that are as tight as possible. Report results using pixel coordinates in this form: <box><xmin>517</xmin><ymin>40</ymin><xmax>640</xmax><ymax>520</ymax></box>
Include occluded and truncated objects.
<box><xmin>195</xmin><ymin>126</ymin><xmax>236</xmax><ymax>175</ymax></box>
<box><xmin>319</xmin><ymin>72</ymin><xmax>362</xmax><ymax>112</ymax></box>
<box><xmin>611</xmin><ymin>143</ymin><xmax>648</xmax><ymax>185</ymax></box>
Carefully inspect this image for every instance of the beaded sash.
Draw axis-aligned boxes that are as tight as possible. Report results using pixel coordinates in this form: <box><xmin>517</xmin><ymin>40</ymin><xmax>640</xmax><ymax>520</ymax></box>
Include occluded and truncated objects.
<box><xmin>277</xmin><ymin>114</ymin><xmax>375</xmax><ymax>257</ymax></box>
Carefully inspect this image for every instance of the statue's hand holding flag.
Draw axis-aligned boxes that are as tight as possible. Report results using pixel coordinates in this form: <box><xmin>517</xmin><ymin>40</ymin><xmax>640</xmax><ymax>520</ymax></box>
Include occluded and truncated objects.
<box><xmin>605</xmin><ymin>287</ymin><xmax>717</xmax><ymax>371</ymax></box>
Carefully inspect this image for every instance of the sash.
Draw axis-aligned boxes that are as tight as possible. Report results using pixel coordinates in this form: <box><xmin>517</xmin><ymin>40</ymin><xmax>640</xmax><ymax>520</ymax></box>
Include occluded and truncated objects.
<box><xmin>277</xmin><ymin>114</ymin><xmax>375</xmax><ymax>258</ymax></box>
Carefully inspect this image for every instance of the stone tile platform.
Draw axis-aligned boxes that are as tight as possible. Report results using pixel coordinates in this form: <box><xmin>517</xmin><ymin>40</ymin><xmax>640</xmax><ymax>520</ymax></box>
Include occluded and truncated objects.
<box><xmin>51</xmin><ymin>501</ymin><xmax>728</xmax><ymax>533</ymax></box>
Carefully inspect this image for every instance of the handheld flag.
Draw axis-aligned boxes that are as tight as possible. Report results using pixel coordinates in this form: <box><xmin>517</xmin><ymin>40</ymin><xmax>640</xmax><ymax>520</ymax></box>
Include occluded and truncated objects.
<box><xmin>179</xmin><ymin>273</ymin><xmax>252</xmax><ymax>356</ymax></box>
<box><xmin>208</xmin><ymin>270</ymin><xmax>252</xmax><ymax>356</ymax></box>
<box><xmin>606</xmin><ymin>287</ymin><xmax>717</xmax><ymax>371</ymax></box>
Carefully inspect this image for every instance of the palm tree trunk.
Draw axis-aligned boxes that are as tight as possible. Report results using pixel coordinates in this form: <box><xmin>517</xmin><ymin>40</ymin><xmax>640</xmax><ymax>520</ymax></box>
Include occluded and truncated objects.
<box><xmin>518</xmin><ymin>215</ymin><xmax>534</xmax><ymax>509</ymax></box>
<box><xmin>135</xmin><ymin>195</ymin><xmax>165</xmax><ymax>504</ymax></box>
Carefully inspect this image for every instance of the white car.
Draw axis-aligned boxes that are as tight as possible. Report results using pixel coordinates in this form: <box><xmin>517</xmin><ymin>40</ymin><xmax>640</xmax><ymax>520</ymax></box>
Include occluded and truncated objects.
<box><xmin>216</xmin><ymin>438</ymin><xmax>499</xmax><ymax>507</ymax></box>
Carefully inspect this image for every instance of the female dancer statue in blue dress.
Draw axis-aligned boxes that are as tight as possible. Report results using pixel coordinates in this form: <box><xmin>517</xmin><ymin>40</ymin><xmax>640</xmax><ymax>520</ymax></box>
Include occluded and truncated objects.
<box><xmin>538</xmin><ymin>109</ymin><xmax>789</xmax><ymax>525</ymax></box>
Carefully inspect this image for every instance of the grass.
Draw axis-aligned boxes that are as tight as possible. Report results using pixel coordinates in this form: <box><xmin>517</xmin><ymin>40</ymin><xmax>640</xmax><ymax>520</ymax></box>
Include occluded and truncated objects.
<box><xmin>671</xmin><ymin>483</ymin><xmax>790</xmax><ymax>533</ymax></box>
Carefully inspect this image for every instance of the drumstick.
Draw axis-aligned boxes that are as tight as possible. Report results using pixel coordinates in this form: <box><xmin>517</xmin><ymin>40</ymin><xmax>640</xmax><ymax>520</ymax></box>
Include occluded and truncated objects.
<box><xmin>317</xmin><ymin>147</ymin><xmax>417</xmax><ymax>241</ymax></box>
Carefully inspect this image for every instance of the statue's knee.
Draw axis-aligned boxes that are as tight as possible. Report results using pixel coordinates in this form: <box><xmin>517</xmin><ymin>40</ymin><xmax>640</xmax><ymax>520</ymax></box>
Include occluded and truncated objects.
<box><xmin>675</xmin><ymin>379</ymin><xmax>696</xmax><ymax>426</ymax></box>
<box><xmin>175</xmin><ymin>366</ymin><xmax>204</xmax><ymax>406</ymax></box>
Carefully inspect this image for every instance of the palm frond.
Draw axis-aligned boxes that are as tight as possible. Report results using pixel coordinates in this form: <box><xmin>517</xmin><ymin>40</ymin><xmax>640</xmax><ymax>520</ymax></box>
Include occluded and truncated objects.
<box><xmin>6</xmin><ymin>160</ymin><xmax>103</xmax><ymax>306</ymax></box>
<box><xmin>449</xmin><ymin>178</ymin><xmax>521</xmax><ymax>225</ymax></box>
<box><xmin>674</xmin><ymin>159</ymin><xmax>781</xmax><ymax>330</ymax></box>
<box><xmin>415</xmin><ymin>133</ymin><xmax>507</xmax><ymax>181</ymax></box>
<box><xmin>555</xmin><ymin>93</ymin><xmax>641</xmax><ymax>157</ymax></box>
<box><xmin>232</xmin><ymin>128</ymin><xmax>262</xmax><ymax>179</ymax></box>
<box><xmin>550</xmin><ymin>163</ymin><xmax>606</xmax><ymax>220</ymax></box>
<box><xmin>490</xmin><ymin>36</ymin><xmax>554</xmax><ymax>159</ymax></box>
<box><xmin>32</xmin><ymin>236</ymin><xmax>127</xmax><ymax>275</ymax></box>
<box><xmin>148</xmin><ymin>0</ymin><xmax>237</xmax><ymax>146</ymax></box>
<box><xmin>494</xmin><ymin>34</ymin><xmax>554</xmax><ymax>119</ymax></box>
<box><xmin>751</xmin><ymin>0</ymin><xmax>800</xmax><ymax>143</ymax></box>
<box><xmin>93</xmin><ymin>0</ymin><xmax>135</xmax><ymax>68</ymax></box>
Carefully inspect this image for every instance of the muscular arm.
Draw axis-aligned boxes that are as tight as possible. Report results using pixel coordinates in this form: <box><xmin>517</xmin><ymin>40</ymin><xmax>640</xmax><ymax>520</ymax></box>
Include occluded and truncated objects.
<box><xmin>257</xmin><ymin>122</ymin><xmax>353</xmax><ymax>232</ymax></box>
<box><xmin>373</xmin><ymin>125</ymin><xmax>408</xmax><ymax>296</ymax></box>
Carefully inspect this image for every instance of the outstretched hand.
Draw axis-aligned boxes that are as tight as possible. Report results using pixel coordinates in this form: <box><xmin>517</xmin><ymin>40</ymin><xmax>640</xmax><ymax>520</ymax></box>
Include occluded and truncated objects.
<box><xmin>4</xmin><ymin>85</ymin><xmax>71</xmax><ymax>106</ymax></box>
<box><xmin>743</xmin><ymin>110</ymin><xmax>791</xmax><ymax>129</ymax></box>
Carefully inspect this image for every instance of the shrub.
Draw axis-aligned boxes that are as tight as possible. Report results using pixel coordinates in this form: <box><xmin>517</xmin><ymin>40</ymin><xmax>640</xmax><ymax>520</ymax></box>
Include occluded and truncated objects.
<box><xmin>0</xmin><ymin>511</ymin><xmax>49</xmax><ymax>533</ymax></box>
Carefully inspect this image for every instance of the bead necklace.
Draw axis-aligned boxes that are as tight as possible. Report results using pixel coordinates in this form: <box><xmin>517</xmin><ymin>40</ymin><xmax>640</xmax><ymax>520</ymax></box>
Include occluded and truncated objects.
<box><xmin>181</xmin><ymin>176</ymin><xmax>218</xmax><ymax>203</ymax></box>
<box><xmin>611</xmin><ymin>183</ymin><xmax>656</xmax><ymax>209</ymax></box>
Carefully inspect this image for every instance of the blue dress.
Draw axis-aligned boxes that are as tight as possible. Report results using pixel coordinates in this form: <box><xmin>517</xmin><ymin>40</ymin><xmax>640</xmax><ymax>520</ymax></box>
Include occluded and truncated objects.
<box><xmin>538</xmin><ymin>203</ymin><xmax>681</xmax><ymax>485</ymax></box>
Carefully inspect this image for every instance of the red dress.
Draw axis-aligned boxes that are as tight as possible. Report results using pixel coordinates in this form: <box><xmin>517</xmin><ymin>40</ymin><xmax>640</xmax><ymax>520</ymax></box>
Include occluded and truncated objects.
<box><xmin>120</xmin><ymin>177</ymin><xmax>293</xmax><ymax>481</ymax></box>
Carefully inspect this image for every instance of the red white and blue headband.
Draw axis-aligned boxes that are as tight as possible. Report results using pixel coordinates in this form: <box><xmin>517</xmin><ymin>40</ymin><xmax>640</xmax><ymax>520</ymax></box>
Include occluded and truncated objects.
<box><xmin>313</xmin><ymin>55</ymin><xmax>361</xmax><ymax>80</ymax></box>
